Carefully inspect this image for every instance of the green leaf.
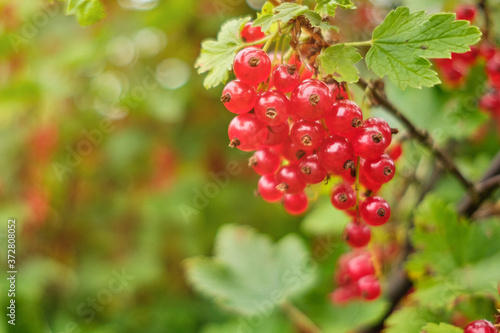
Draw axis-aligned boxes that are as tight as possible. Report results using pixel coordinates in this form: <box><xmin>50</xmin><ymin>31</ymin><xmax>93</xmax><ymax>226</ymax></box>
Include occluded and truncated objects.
<box><xmin>195</xmin><ymin>17</ymin><xmax>250</xmax><ymax>89</ymax></box>
<box><xmin>315</xmin><ymin>0</ymin><xmax>356</xmax><ymax>17</ymax></box>
<box><xmin>421</xmin><ymin>323</ymin><xmax>463</xmax><ymax>333</ymax></box>
<box><xmin>301</xmin><ymin>198</ymin><xmax>350</xmax><ymax>236</ymax></box>
<box><xmin>365</xmin><ymin>7</ymin><xmax>482</xmax><ymax>89</ymax></box>
<box><xmin>385</xmin><ymin>306</ymin><xmax>441</xmax><ymax>333</ymax></box>
<box><xmin>317</xmin><ymin>44</ymin><xmax>362</xmax><ymax>83</ymax></box>
<box><xmin>254</xmin><ymin>3</ymin><xmax>309</xmax><ymax>32</ymax></box>
<box><xmin>184</xmin><ymin>224</ymin><xmax>316</xmax><ymax>315</ymax></box>
<box><xmin>67</xmin><ymin>0</ymin><xmax>106</xmax><ymax>26</ymax></box>
<box><xmin>303</xmin><ymin>11</ymin><xmax>339</xmax><ymax>31</ymax></box>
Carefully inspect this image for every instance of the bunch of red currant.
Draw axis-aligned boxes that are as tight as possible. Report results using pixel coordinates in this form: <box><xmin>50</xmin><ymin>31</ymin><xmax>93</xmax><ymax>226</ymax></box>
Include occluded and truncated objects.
<box><xmin>221</xmin><ymin>22</ymin><xmax>400</xmax><ymax>302</ymax></box>
<box><xmin>433</xmin><ymin>4</ymin><xmax>500</xmax><ymax>131</ymax></box>
<box><xmin>330</xmin><ymin>251</ymin><xmax>381</xmax><ymax>303</ymax></box>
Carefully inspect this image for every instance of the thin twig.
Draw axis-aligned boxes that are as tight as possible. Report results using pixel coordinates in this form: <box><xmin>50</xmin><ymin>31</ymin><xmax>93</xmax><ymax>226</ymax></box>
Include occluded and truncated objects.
<box><xmin>357</xmin><ymin>78</ymin><xmax>478</xmax><ymax>201</ymax></box>
<box><xmin>281</xmin><ymin>301</ymin><xmax>322</xmax><ymax>333</ymax></box>
<box><xmin>478</xmin><ymin>0</ymin><xmax>491</xmax><ymax>40</ymax></box>
<box><xmin>269</xmin><ymin>0</ymin><xmax>281</xmax><ymax>7</ymax></box>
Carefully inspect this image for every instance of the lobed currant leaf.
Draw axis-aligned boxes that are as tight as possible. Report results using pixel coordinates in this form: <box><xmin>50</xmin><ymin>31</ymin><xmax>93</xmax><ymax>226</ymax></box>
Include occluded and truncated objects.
<box><xmin>317</xmin><ymin>44</ymin><xmax>362</xmax><ymax>83</ymax></box>
<box><xmin>303</xmin><ymin>11</ymin><xmax>339</xmax><ymax>31</ymax></box>
<box><xmin>67</xmin><ymin>0</ymin><xmax>106</xmax><ymax>26</ymax></box>
<box><xmin>366</xmin><ymin>7</ymin><xmax>482</xmax><ymax>89</ymax></box>
<box><xmin>253</xmin><ymin>3</ymin><xmax>309</xmax><ymax>32</ymax></box>
<box><xmin>195</xmin><ymin>17</ymin><xmax>251</xmax><ymax>89</ymax></box>
<box><xmin>315</xmin><ymin>0</ymin><xmax>356</xmax><ymax>17</ymax></box>
<box><xmin>421</xmin><ymin>323</ymin><xmax>463</xmax><ymax>333</ymax></box>
<box><xmin>184</xmin><ymin>224</ymin><xmax>316</xmax><ymax>315</ymax></box>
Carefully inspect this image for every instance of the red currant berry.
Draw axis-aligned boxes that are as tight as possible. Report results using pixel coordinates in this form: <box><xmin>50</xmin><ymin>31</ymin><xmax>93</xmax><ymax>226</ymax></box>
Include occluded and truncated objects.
<box><xmin>272</xmin><ymin>65</ymin><xmax>300</xmax><ymax>93</ymax></box>
<box><xmin>357</xmin><ymin>275</ymin><xmax>381</xmax><ymax>301</ymax></box>
<box><xmin>241</xmin><ymin>22</ymin><xmax>265</xmax><ymax>44</ymax></box>
<box><xmin>329</xmin><ymin>286</ymin><xmax>359</xmax><ymax>305</ymax></box>
<box><xmin>283</xmin><ymin>192</ymin><xmax>308</xmax><ymax>215</ymax></box>
<box><xmin>254</xmin><ymin>90</ymin><xmax>290</xmax><ymax>126</ymax></box>
<box><xmin>456</xmin><ymin>4</ymin><xmax>477</xmax><ymax>21</ymax></box>
<box><xmin>325</xmin><ymin>100</ymin><xmax>363</xmax><ymax>139</ymax></box>
<box><xmin>331</xmin><ymin>184</ymin><xmax>356</xmax><ymax>210</ymax></box>
<box><xmin>480</xmin><ymin>43</ymin><xmax>496</xmax><ymax>60</ymax></box>
<box><xmin>290</xmin><ymin>79</ymin><xmax>333</xmax><ymax>120</ymax></box>
<box><xmin>361</xmin><ymin>154</ymin><xmax>396</xmax><ymax>184</ymax></box>
<box><xmin>276</xmin><ymin>165</ymin><xmax>307</xmax><ymax>194</ymax></box>
<box><xmin>363</xmin><ymin>117</ymin><xmax>393</xmax><ymax>146</ymax></box>
<box><xmin>486</xmin><ymin>55</ymin><xmax>500</xmax><ymax>89</ymax></box>
<box><xmin>387</xmin><ymin>143</ymin><xmax>403</xmax><ymax>161</ymax></box>
<box><xmin>341</xmin><ymin>168</ymin><xmax>356</xmax><ymax>185</ymax></box>
<box><xmin>298</xmin><ymin>155</ymin><xmax>328</xmax><ymax>184</ymax></box>
<box><xmin>234</xmin><ymin>47</ymin><xmax>271</xmax><ymax>85</ymax></box>
<box><xmin>290</xmin><ymin>120</ymin><xmax>326</xmax><ymax>151</ymax></box>
<box><xmin>325</xmin><ymin>79</ymin><xmax>349</xmax><ymax>100</ymax></box>
<box><xmin>263</xmin><ymin>122</ymin><xmax>289</xmax><ymax>147</ymax></box>
<box><xmin>282</xmin><ymin>138</ymin><xmax>308</xmax><ymax>163</ymax></box>
<box><xmin>359</xmin><ymin>169</ymin><xmax>382</xmax><ymax>193</ymax></box>
<box><xmin>258</xmin><ymin>174</ymin><xmax>283</xmax><ymax>202</ymax></box>
<box><xmin>464</xmin><ymin>320</ymin><xmax>497</xmax><ymax>333</ymax></box>
<box><xmin>346</xmin><ymin>253</ymin><xmax>375</xmax><ymax>281</ymax></box>
<box><xmin>318</xmin><ymin>136</ymin><xmax>356</xmax><ymax>175</ymax></box>
<box><xmin>249</xmin><ymin>148</ymin><xmax>281</xmax><ymax>175</ymax></box>
<box><xmin>228</xmin><ymin>113</ymin><xmax>267</xmax><ymax>151</ymax></box>
<box><xmin>352</xmin><ymin>127</ymin><xmax>388</xmax><ymax>160</ymax></box>
<box><xmin>221</xmin><ymin>80</ymin><xmax>257</xmax><ymax>114</ymax></box>
<box><xmin>360</xmin><ymin>196</ymin><xmax>391</xmax><ymax>226</ymax></box>
<box><xmin>345</xmin><ymin>222</ymin><xmax>371</xmax><ymax>248</ymax></box>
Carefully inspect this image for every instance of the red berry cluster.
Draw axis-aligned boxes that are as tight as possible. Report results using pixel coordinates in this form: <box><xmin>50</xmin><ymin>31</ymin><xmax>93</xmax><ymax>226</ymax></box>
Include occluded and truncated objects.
<box><xmin>464</xmin><ymin>319</ymin><xmax>498</xmax><ymax>333</ymax></box>
<box><xmin>434</xmin><ymin>5</ymin><xmax>500</xmax><ymax>129</ymax></box>
<box><xmin>330</xmin><ymin>251</ymin><xmax>381</xmax><ymax>303</ymax></box>
<box><xmin>223</xmin><ymin>23</ymin><xmax>399</xmax><ymax>239</ymax></box>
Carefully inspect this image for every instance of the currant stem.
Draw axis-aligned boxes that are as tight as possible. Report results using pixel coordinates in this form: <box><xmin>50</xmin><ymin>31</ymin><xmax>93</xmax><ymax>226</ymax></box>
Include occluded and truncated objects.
<box><xmin>343</xmin><ymin>40</ymin><xmax>373</xmax><ymax>47</ymax></box>
<box><xmin>281</xmin><ymin>301</ymin><xmax>321</xmax><ymax>333</ymax></box>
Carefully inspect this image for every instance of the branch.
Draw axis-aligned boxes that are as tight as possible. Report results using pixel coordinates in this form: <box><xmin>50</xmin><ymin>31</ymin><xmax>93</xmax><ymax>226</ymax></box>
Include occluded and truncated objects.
<box><xmin>478</xmin><ymin>0</ymin><xmax>491</xmax><ymax>40</ymax></box>
<box><xmin>458</xmin><ymin>150</ymin><xmax>500</xmax><ymax>217</ymax></box>
<box><xmin>281</xmin><ymin>301</ymin><xmax>321</xmax><ymax>333</ymax></box>
<box><xmin>357</xmin><ymin>78</ymin><xmax>478</xmax><ymax>200</ymax></box>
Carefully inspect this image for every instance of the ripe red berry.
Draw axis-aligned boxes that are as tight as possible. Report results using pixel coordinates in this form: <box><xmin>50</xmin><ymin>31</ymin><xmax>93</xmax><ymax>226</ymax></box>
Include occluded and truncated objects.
<box><xmin>327</xmin><ymin>79</ymin><xmax>349</xmax><ymax>100</ymax></box>
<box><xmin>387</xmin><ymin>143</ymin><xmax>403</xmax><ymax>161</ymax></box>
<box><xmin>325</xmin><ymin>100</ymin><xmax>363</xmax><ymax>139</ymax></box>
<box><xmin>228</xmin><ymin>113</ymin><xmax>267</xmax><ymax>151</ymax></box>
<box><xmin>360</xmin><ymin>196</ymin><xmax>391</xmax><ymax>226</ymax></box>
<box><xmin>345</xmin><ymin>222</ymin><xmax>371</xmax><ymax>248</ymax></box>
<box><xmin>456</xmin><ymin>4</ymin><xmax>477</xmax><ymax>22</ymax></box>
<box><xmin>298</xmin><ymin>155</ymin><xmax>327</xmax><ymax>184</ymax></box>
<box><xmin>241</xmin><ymin>22</ymin><xmax>265</xmax><ymax>44</ymax></box>
<box><xmin>318</xmin><ymin>136</ymin><xmax>356</xmax><ymax>175</ymax></box>
<box><xmin>363</xmin><ymin>117</ymin><xmax>393</xmax><ymax>146</ymax></box>
<box><xmin>361</xmin><ymin>154</ymin><xmax>396</xmax><ymax>184</ymax></box>
<box><xmin>346</xmin><ymin>253</ymin><xmax>375</xmax><ymax>281</ymax></box>
<box><xmin>359</xmin><ymin>169</ymin><xmax>382</xmax><ymax>193</ymax></box>
<box><xmin>283</xmin><ymin>192</ymin><xmax>308</xmax><ymax>215</ymax></box>
<box><xmin>331</xmin><ymin>184</ymin><xmax>356</xmax><ymax>210</ymax></box>
<box><xmin>233</xmin><ymin>47</ymin><xmax>271</xmax><ymax>85</ymax></box>
<box><xmin>357</xmin><ymin>275</ymin><xmax>381</xmax><ymax>301</ymax></box>
<box><xmin>352</xmin><ymin>127</ymin><xmax>388</xmax><ymax>160</ymax></box>
<box><xmin>254</xmin><ymin>90</ymin><xmax>290</xmax><ymax>126</ymax></box>
<box><xmin>290</xmin><ymin>120</ymin><xmax>326</xmax><ymax>151</ymax></box>
<box><xmin>330</xmin><ymin>286</ymin><xmax>359</xmax><ymax>305</ymax></box>
<box><xmin>272</xmin><ymin>65</ymin><xmax>300</xmax><ymax>93</ymax></box>
<box><xmin>221</xmin><ymin>80</ymin><xmax>257</xmax><ymax>114</ymax></box>
<box><xmin>480</xmin><ymin>43</ymin><xmax>496</xmax><ymax>60</ymax></box>
<box><xmin>249</xmin><ymin>148</ymin><xmax>281</xmax><ymax>175</ymax></box>
<box><xmin>282</xmin><ymin>138</ymin><xmax>308</xmax><ymax>163</ymax></box>
<box><xmin>464</xmin><ymin>320</ymin><xmax>497</xmax><ymax>333</ymax></box>
<box><xmin>263</xmin><ymin>122</ymin><xmax>289</xmax><ymax>147</ymax></box>
<box><xmin>258</xmin><ymin>174</ymin><xmax>283</xmax><ymax>202</ymax></box>
<box><xmin>276</xmin><ymin>165</ymin><xmax>307</xmax><ymax>194</ymax></box>
<box><xmin>290</xmin><ymin>79</ymin><xmax>333</xmax><ymax>120</ymax></box>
